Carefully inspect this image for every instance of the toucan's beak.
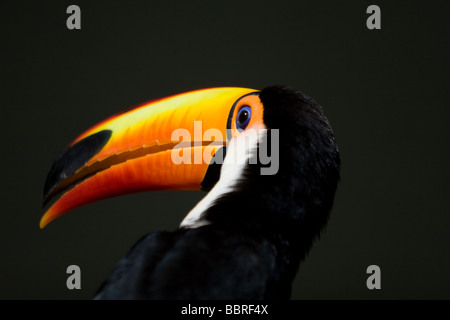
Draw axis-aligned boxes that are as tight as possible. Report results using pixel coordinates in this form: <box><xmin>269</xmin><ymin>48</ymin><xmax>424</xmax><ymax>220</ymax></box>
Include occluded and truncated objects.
<box><xmin>41</xmin><ymin>87</ymin><xmax>259</xmax><ymax>228</ymax></box>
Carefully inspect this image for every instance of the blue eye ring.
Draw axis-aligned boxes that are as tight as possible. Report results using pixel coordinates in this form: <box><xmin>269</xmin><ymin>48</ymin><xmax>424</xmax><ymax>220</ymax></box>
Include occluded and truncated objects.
<box><xmin>236</xmin><ymin>106</ymin><xmax>252</xmax><ymax>131</ymax></box>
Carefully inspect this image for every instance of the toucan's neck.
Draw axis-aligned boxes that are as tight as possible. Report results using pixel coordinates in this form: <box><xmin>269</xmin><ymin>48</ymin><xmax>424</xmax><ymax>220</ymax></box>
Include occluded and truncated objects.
<box><xmin>201</xmin><ymin>167</ymin><xmax>322</xmax><ymax>250</ymax></box>
<box><xmin>181</xmin><ymin>160</ymin><xmax>324</xmax><ymax>260</ymax></box>
<box><xmin>182</xmin><ymin>140</ymin><xmax>335</xmax><ymax>250</ymax></box>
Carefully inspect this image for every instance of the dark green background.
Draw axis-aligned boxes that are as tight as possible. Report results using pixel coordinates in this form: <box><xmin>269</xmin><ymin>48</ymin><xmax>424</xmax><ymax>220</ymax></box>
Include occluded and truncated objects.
<box><xmin>1</xmin><ymin>0</ymin><xmax>449</xmax><ymax>299</ymax></box>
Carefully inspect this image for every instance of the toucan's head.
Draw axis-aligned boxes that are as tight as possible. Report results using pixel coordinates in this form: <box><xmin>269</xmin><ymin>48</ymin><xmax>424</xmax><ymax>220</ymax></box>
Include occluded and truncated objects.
<box><xmin>41</xmin><ymin>86</ymin><xmax>340</xmax><ymax>244</ymax></box>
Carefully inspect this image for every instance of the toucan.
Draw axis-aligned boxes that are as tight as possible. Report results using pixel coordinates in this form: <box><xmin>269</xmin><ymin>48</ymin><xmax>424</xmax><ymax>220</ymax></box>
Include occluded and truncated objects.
<box><xmin>41</xmin><ymin>86</ymin><xmax>340</xmax><ymax>299</ymax></box>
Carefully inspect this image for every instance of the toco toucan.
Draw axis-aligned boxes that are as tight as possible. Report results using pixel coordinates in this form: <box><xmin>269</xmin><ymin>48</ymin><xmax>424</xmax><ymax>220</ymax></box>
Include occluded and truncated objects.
<box><xmin>41</xmin><ymin>86</ymin><xmax>340</xmax><ymax>299</ymax></box>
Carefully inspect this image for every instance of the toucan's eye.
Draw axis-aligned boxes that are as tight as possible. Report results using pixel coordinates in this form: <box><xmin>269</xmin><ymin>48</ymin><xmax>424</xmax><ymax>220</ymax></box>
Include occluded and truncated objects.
<box><xmin>236</xmin><ymin>106</ymin><xmax>252</xmax><ymax>131</ymax></box>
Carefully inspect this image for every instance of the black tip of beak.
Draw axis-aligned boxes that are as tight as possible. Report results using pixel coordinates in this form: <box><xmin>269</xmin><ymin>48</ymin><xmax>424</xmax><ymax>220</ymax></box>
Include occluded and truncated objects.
<box><xmin>42</xmin><ymin>129</ymin><xmax>112</xmax><ymax>207</ymax></box>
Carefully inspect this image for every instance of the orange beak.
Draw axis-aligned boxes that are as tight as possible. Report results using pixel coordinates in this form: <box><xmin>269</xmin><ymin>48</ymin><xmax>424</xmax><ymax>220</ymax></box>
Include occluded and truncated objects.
<box><xmin>41</xmin><ymin>87</ymin><xmax>260</xmax><ymax>228</ymax></box>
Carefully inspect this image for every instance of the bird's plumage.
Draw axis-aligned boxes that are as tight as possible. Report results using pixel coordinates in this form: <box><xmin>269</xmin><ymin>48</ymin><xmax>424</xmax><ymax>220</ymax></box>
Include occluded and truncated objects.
<box><xmin>92</xmin><ymin>86</ymin><xmax>340</xmax><ymax>299</ymax></box>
